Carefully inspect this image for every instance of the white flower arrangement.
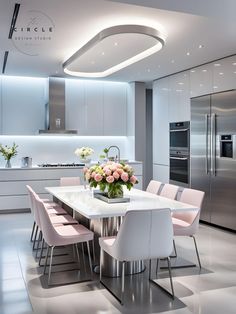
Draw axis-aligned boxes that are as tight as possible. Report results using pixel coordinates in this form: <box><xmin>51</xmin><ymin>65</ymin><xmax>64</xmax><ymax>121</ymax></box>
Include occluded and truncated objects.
<box><xmin>74</xmin><ymin>147</ymin><xmax>94</xmax><ymax>160</ymax></box>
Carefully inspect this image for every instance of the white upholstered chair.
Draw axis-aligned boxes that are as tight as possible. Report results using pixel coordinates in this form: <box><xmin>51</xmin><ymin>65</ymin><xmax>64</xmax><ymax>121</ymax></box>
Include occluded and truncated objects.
<box><xmin>172</xmin><ymin>188</ymin><xmax>205</xmax><ymax>268</ymax></box>
<box><xmin>60</xmin><ymin>177</ymin><xmax>81</xmax><ymax>186</ymax></box>
<box><xmin>146</xmin><ymin>180</ymin><xmax>162</xmax><ymax>194</ymax></box>
<box><xmin>99</xmin><ymin>208</ymin><xmax>174</xmax><ymax>305</ymax></box>
<box><xmin>160</xmin><ymin>183</ymin><xmax>179</xmax><ymax>200</ymax></box>
<box><xmin>35</xmin><ymin>196</ymin><xmax>94</xmax><ymax>285</ymax></box>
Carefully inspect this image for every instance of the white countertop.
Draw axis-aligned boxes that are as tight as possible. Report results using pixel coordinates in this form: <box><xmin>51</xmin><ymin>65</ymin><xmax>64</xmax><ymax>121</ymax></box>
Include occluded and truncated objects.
<box><xmin>0</xmin><ymin>160</ymin><xmax>142</xmax><ymax>170</ymax></box>
<box><xmin>45</xmin><ymin>186</ymin><xmax>198</xmax><ymax>219</ymax></box>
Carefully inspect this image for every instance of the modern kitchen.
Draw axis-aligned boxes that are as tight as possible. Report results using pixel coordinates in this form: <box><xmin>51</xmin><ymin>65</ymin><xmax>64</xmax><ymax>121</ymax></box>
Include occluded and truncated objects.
<box><xmin>0</xmin><ymin>1</ymin><xmax>236</xmax><ymax>314</ymax></box>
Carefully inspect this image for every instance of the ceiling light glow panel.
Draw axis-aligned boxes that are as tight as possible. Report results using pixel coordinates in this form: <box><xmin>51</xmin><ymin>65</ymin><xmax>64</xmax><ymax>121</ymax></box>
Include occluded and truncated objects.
<box><xmin>63</xmin><ymin>25</ymin><xmax>165</xmax><ymax>78</ymax></box>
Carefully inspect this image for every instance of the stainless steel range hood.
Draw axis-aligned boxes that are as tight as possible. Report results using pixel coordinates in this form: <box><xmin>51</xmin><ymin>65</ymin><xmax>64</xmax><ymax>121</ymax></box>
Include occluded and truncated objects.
<box><xmin>39</xmin><ymin>77</ymin><xmax>77</xmax><ymax>134</ymax></box>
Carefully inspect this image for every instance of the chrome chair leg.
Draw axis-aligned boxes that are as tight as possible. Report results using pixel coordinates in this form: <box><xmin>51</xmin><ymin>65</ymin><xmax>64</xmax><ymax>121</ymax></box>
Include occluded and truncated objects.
<box><xmin>155</xmin><ymin>258</ymin><xmax>160</xmax><ymax>277</ymax></box>
<box><xmin>99</xmin><ymin>248</ymin><xmax>102</xmax><ymax>282</ymax></box>
<box><xmin>75</xmin><ymin>243</ymin><xmax>80</xmax><ymax>267</ymax></box>
<box><xmin>39</xmin><ymin>239</ymin><xmax>45</xmax><ymax>266</ymax></box>
<box><xmin>48</xmin><ymin>246</ymin><xmax>54</xmax><ymax>285</ymax></box>
<box><xmin>43</xmin><ymin>245</ymin><xmax>50</xmax><ymax>275</ymax></box>
<box><xmin>172</xmin><ymin>239</ymin><xmax>177</xmax><ymax>258</ymax></box>
<box><xmin>81</xmin><ymin>242</ymin><xmax>86</xmax><ymax>265</ymax></box>
<box><xmin>149</xmin><ymin>259</ymin><xmax>152</xmax><ymax>280</ymax></box>
<box><xmin>35</xmin><ymin>231</ymin><xmax>42</xmax><ymax>258</ymax></box>
<box><xmin>30</xmin><ymin>221</ymin><xmax>36</xmax><ymax>242</ymax></box>
<box><xmin>86</xmin><ymin>241</ymin><xmax>93</xmax><ymax>279</ymax></box>
<box><xmin>191</xmin><ymin>235</ymin><xmax>202</xmax><ymax>269</ymax></box>
<box><xmin>167</xmin><ymin>257</ymin><xmax>175</xmax><ymax>298</ymax></box>
<box><xmin>121</xmin><ymin>261</ymin><xmax>125</xmax><ymax>305</ymax></box>
<box><xmin>33</xmin><ymin>225</ymin><xmax>39</xmax><ymax>250</ymax></box>
<box><xmin>92</xmin><ymin>240</ymin><xmax>96</xmax><ymax>264</ymax></box>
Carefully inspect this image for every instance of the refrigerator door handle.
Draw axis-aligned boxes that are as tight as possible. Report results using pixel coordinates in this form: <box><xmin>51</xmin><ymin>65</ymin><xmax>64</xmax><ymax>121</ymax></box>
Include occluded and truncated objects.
<box><xmin>205</xmin><ymin>114</ymin><xmax>209</xmax><ymax>174</ymax></box>
<box><xmin>211</xmin><ymin>113</ymin><xmax>216</xmax><ymax>176</ymax></box>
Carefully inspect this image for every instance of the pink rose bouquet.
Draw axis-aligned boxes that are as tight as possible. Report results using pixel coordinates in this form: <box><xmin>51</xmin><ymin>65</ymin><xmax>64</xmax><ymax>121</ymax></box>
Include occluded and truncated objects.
<box><xmin>84</xmin><ymin>161</ymin><xmax>138</xmax><ymax>198</ymax></box>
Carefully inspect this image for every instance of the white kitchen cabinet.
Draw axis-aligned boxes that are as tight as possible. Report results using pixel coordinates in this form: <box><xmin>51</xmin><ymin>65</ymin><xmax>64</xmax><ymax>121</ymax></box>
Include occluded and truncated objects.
<box><xmin>103</xmin><ymin>83</ymin><xmax>127</xmax><ymax>135</ymax></box>
<box><xmin>0</xmin><ymin>167</ymin><xmax>84</xmax><ymax>211</ymax></box>
<box><xmin>153</xmin><ymin>78</ymin><xmax>169</xmax><ymax>166</ymax></box>
<box><xmin>169</xmin><ymin>71</ymin><xmax>190</xmax><ymax>122</ymax></box>
<box><xmin>65</xmin><ymin>79</ymin><xmax>86</xmax><ymax>134</ymax></box>
<box><xmin>190</xmin><ymin>63</ymin><xmax>213</xmax><ymax>97</ymax></box>
<box><xmin>1</xmin><ymin>77</ymin><xmax>47</xmax><ymax>135</ymax></box>
<box><xmin>84</xmin><ymin>81</ymin><xmax>104</xmax><ymax>135</ymax></box>
<box><xmin>153</xmin><ymin>164</ymin><xmax>169</xmax><ymax>183</ymax></box>
<box><xmin>212</xmin><ymin>56</ymin><xmax>236</xmax><ymax>93</ymax></box>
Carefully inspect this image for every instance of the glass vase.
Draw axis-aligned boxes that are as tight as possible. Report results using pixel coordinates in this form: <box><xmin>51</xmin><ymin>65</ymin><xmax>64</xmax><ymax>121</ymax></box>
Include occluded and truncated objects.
<box><xmin>107</xmin><ymin>184</ymin><xmax>123</xmax><ymax>199</ymax></box>
<box><xmin>5</xmin><ymin>160</ymin><xmax>11</xmax><ymax>168</ymax></box>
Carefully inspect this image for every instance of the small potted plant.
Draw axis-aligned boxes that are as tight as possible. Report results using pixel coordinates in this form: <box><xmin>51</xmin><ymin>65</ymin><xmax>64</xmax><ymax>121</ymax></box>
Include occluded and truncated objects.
<box><xmin>74</xmin><ymin>146</ymin><xmax>94</xmax><ymax>163</ymax></box>
<box><xmin>0</xmin><ymin>143</ymin><xmax>18</xmax><ymax>168</ymax></box>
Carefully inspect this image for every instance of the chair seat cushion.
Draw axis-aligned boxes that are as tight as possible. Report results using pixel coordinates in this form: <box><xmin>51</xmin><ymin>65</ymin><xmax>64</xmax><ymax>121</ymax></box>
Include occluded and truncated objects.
<box><xmin>172</xmin><ymin>217</ymin><xmax>194</xmax><ymax>236</ymax></box>
<box><xmin>50</xmin><ymin>214</ymin><xmax>78</xmax><ymax>225</ymax></box>
<box><xmin>99</xmin><ymin>236</ymin><xmax>116</xmax><ymax>257</ymax></box>
<box><xmin>54</xmin><ymin>224</ymin><xmax>94</xmax><ymax>245</ymax></box>
<box><xmin>46</xmin><ymin>206</ymin><xmax>67</xmax><ymax>215</ymax></box>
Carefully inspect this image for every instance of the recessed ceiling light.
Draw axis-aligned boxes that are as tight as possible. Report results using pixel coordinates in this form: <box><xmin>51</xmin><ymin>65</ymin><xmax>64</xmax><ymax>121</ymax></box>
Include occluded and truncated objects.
<box><xmin>219</xmin><ymin>72</ymin><xmax>224</xmax><ymax>75</ymax></box>
<box><xmin>200</xmin><ymin>83</ymin><xmax>203</xmax><ymax>87</ymax></box>
<box><xmin>63</xmin><ymin>24</ymin><xmax>165</xmax><ymax>78</ymax></box>
<box><xmin>186</xmin><ymin>52</ymin><xmax>190</xmax><ymax>56</ymax></box>
<box><xmin>198</xmin><ymin>44</ymin><xmax>204</xmax><ymax>49</ymax></box>
<box><xmin>213</xmin><ymin>86</ymin><xmax>218</xmax><ymax>89</ymax></box>
<box><xmin>147</xmin><ymin>68</ymin><xmax>150</xmax><ymax>72</ymax></box>
<box><xmin>178</xmin><ymin>82</ymin><xmax>184</xmax><ymax>85</ymax></box>
<box><xmin>202</xmin><ymin>69</ymin><xmax>207</xmax><ymax>72</ymax></box>
<box><xmin>190</xmin><ymin>69</ymin><xmax>195</xmax><ymax>73</ymax></box>
<box><xmin>233</xmin><ymin>62</ymin><xmax>236</xmax><ymax>66</ymax></box>
<box><xmin>214</xmin><ymin>63</ymin><xmax>221</xmax><ymax>67</ymax></box>
<box><xmin>171</xmin><ymin>59</ymin><xmax>175</xmax><ymax>63</ymax></box>
<box><xmin>114</xmin><ymin>42</ymin><xmax>118</xmax><ymax>46</ymax></box>
<box><xmin>101</xmin><ymin>52</ymin><xmax>105</xmax><ymax>56</ymax></box>
<box><xmin>234</xmin><ymin>71</ymin><xmax>236</xmax><ymax>74</ymax></box>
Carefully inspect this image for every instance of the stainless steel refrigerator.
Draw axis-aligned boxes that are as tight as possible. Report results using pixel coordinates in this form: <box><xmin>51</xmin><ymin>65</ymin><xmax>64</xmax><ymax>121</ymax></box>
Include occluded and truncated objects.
<box><xmin>191</xmin><ymin>90</ymin><xmax>236</xmax><ymax>231</ymax></box>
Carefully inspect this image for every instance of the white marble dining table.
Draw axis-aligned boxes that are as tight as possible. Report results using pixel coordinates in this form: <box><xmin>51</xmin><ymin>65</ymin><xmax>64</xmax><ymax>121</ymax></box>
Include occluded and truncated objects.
<box><xmin>45</xmin><ymin>185</ymin><xmax>198</xmax><ymax>277</ymax></box>
<box><xmin>45</xmin><ymin>186</ymin><xmax>198</xmax><ymax>219</ymax></box>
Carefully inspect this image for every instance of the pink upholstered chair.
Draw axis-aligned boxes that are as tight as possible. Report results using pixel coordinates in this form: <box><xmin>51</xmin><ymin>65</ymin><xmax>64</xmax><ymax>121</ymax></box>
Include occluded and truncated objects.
<box><xmin>146</xmin><ymin>180</ymin><xmax>162</xmax><ymax>194</ymax></box>
<box><xmin>26</xmin><ymin>185</ymin><xmax>78</xmax><ymax>256</ymax></box>
<box><xmin>160</xmin><ymin>183</ymin><xmax>179</xmax><ymax>200</ymax></box>
<box><xmin>35</xmin><ymin>197</ymin><xmax>94</xmax><ymax>285</ymax></box>
<box><xmin>60</xmin><ymin>177</ymin><xmax>81</xmax><ymax>186</ymax></box>
<box><xmin>172</xmin><ymin>188</ymin><xmax>205</xmax><ymax>268</ymax></box>
<box><xmin>99</xmin><ymin>208</ymin><xmax>174</xmax><ymax>305</ymax></box>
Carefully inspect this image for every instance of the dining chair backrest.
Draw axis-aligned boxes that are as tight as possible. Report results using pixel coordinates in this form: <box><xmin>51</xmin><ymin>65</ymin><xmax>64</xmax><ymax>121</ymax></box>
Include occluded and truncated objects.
<box><xmin>26</xmin><ymin>185</ymin><xmax>41</xmax><ymax>227</ymax></box>
<box><xmin>172</xmin><ymin>188</ymin><xmax>205</xmax><ymax>227</ymax></box>
<box><xmin>146</xmin><ymin>180</ymin><xmax>162</xmax><ymax>194</ymax></box>
<box><xmin>160</xmin><ymin>183</ymin><xmax>179</xmax><ymax>200</ymax></box>
<box><xmin>34</xmin><ymin>196</ymin><xmax>60</xmax><ymax>247</ymax></box>
<box><xmin>112</xmin><ymin>208</ymin><xmax>173</xmax><ymax>262</ymax></box>
<box><xmin>60</xmin><ymin>177</ymin><xmax>81</xmax><ymax>186</ymax></box>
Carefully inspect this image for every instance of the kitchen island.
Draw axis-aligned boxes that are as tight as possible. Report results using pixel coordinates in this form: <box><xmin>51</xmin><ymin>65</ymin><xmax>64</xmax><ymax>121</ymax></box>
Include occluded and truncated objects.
<box><xmin>0</xmin><ymin>161</ymin><xmax>142</xmax><ymax>211</ymax></box>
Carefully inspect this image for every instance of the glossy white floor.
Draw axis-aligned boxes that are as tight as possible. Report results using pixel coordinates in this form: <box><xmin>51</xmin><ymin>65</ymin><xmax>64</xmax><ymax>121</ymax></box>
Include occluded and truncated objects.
<box><xmin>0</xmin><ymin>213</ymin><xmax>235</xmax><ymax>314</ymax></box>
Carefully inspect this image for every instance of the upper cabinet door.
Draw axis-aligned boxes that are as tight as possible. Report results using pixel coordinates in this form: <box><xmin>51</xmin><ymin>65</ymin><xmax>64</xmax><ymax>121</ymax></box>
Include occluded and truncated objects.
<box><xmin>103</xmin><ymin>83</ymin><xmax>127</xmax><ymax>135</ymax></box>
<box><xmin>190</xmin><ymin>63</ymin><xmax>213</xmax><ymax>97</ymax></box>
<box><xmin>153</xmin><ymin>77</ymin><xmax>169</xmax><ymax>165</ymax></box>
<box><xmin>1</xmin><ymin>77</ymin><xmax>47</xmax><ymax>135</ymax></box>
<box><xmin>65</xmin><ymin>79</ymin><xmax>86</xmax><ymax>134</ymax></box>
<box><xmin>84</xmin><ymin>81</ymin><xmax>104</xmax><ymax>135</ymax></box>
<box><xmin>212</xmin><ymin>56</ymin><xmax>236</xmax><ymax>93</ymax></box>
<box><xmin>169</xmin><ymin>71</ymin><xmax>190</xmax><ymax>122</ymax></box>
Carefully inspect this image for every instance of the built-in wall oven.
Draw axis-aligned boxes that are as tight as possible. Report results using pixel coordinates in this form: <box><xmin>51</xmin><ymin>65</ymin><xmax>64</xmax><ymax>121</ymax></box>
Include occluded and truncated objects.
<box><xmin>169</xmin><ymin>121</ymin><xmax>190</xmax><ymax>187</ymax></box>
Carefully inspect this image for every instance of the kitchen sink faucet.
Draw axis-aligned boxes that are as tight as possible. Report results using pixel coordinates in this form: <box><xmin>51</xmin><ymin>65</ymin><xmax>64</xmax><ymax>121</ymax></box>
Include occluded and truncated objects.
<box><xmin>107</xmin><ymin>146</ymin><xmax>120</xmax><ymax>163</ymax></box>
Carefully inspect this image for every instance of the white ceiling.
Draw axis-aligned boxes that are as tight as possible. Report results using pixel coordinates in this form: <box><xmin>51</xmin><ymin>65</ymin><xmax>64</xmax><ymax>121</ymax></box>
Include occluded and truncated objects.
<box><xmin>1</xmin><ymin>0</ymin><xmax>236</xmax><ymax>83</ymax></box>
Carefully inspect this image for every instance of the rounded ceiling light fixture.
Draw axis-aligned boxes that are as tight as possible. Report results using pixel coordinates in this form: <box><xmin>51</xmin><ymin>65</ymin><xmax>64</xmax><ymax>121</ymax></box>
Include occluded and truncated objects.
<box><xmin>63</xmin><ymin>25</ymin><xmax>165</xmax><ymax>78</ymax></box>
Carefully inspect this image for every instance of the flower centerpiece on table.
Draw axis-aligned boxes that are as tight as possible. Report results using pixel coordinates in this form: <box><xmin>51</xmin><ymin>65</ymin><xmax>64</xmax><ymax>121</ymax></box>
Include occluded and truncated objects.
<box><xmin>84</xmin><ymin>161</ymin><xmax>138</xmax><ymax>199</ymax></box>
<box><xmin>74</xmin><ymin>147</ymin><xmax>94</xmax><ymax>163</ymax></box>
<box><xmin>0</xmin><ymin>142</ymin><xmax>18</xmax><ymax>168</ymax></box>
